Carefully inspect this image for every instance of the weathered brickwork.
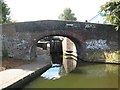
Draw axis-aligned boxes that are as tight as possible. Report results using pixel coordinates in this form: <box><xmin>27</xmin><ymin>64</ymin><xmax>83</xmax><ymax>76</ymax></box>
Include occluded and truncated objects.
<box><xmin>1</xmin><ymin>20</ymin><xmax>119</xmax><ymax>63</ymax></box>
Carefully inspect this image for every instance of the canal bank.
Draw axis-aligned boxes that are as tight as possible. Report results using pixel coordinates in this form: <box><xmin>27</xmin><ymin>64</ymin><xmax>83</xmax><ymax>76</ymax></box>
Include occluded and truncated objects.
<box><xmin>0</xmin><ymin>54</ymin><xmax>51</xmax><ymax>90</ymax></box>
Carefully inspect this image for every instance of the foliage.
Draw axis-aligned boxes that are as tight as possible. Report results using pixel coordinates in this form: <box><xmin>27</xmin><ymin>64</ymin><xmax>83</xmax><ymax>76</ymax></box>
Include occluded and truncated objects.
<box><xmin>2</xmin><ymin>48</ymin><xmax>8</xmax><ymax>58</ymax></box>
<box><xmin>104</xmin><ymin>50</ymin><xmax>120</xmax><ymax>62</ymax></box>
<box><xmin>85</xmin><ymin>51</ymin><xmax>105</xmax><ymax>61</ymax></box>
<box><xmin>0</xmin><ymin>0</ymin><xmax>11</xmax><ymax>23</ymax></box>
<box><xmin>100</xmin><ymin>0</ymin><xmax>120</xmax><ymax>31</ymax></box>
<box><xmin>58</xmin><ymin>8</ymin><xmax>77</xmax><ymax>21</ymax></box>
<box><xmin>85</xmin><ymin>50</ymin><xmax>120</xmax><ymax>63</ymax></box>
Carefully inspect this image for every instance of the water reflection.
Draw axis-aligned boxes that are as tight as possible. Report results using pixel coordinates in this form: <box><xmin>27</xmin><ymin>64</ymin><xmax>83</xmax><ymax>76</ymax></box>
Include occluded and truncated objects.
<box><xmin>62</xmin><ymin>55</ymin><xmax>77</xmax><ymax>73</ymax></box>
<box><xmin>41</xmin><ymin>64</ymin><xmax>61</xmax><ymax>80</ymax></box>
<box><xmin>41</xmin><ymin>54</ymin><xmax>77</xmax><ymax>80</ymax></box>
<box><xmin>24</xmin><ymin>60</ymin><xmax>118</xmax><ymax>88</ymax></box>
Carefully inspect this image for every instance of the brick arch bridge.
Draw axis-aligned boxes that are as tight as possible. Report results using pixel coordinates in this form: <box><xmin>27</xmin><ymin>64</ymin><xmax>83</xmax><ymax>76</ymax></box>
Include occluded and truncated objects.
<box><xmin>2</xmin><ymin>20</ymin><xmax>118</xmax><ymax>63</ymax></box>
<box><xmin>30</xmin><ymin>30</ymin><xmax>84</xmax><ymax>60</ymax></box>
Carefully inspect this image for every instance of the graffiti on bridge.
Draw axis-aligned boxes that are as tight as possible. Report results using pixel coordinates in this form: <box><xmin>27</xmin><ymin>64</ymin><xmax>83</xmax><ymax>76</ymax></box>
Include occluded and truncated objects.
<box><xmin>86</xmin><ymin>39</ymin><xmax>110</xmax><ymax>50</ymax></box>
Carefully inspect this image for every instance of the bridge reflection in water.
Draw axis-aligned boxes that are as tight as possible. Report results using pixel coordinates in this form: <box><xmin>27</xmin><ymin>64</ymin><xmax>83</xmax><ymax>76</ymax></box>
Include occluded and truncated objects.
<box><xmin>41</xmin><ymin>53</ymin><xmax>77</xmax><ymax>80</ymax></box>
<box><xmin>24</xmin><ymin>52</ymin><xmax>118</xmax><ymax>88</ymax></box>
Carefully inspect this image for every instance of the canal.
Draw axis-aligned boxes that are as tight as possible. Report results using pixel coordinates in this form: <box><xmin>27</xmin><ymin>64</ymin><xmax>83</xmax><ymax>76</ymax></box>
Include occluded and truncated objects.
<box><xmin>22</xmin><ymin>54</ymin><xmax>118</xmax><ymax>88</ymax></box>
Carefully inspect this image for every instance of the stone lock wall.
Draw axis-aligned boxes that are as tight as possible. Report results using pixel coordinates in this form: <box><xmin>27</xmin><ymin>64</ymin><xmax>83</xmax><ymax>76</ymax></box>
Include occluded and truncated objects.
<box><xmin>2</xmin><ymin>20</ymin><xmax>119</xmax><ymax>63</ymax></box>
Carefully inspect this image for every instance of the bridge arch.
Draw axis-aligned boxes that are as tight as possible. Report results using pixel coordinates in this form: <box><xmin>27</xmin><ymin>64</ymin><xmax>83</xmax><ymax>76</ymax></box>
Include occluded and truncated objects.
<box><xmin>30</xmin><ymin>30</ymin><xmax>85</xmax><ymax>60</ymax></box>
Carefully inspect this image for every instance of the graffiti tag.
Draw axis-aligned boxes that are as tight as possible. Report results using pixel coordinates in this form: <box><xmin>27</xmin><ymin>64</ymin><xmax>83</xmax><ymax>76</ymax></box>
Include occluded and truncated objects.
<box><xmin>85</xmin><ymin>24</ymin><xmax>95</xmax><ymax>29</ymax></box>
<box><xmin>86</xmin><ymin>39</ymin><xmax>110</xmax><ymax>50</ymax></box>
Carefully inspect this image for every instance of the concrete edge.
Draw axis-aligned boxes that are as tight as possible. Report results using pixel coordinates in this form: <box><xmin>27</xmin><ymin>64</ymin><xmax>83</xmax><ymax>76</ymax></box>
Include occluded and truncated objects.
<box><xmin>2</xmin><ymin>64</ymin><xmax>51</xmax><ymax>90</ymax></box>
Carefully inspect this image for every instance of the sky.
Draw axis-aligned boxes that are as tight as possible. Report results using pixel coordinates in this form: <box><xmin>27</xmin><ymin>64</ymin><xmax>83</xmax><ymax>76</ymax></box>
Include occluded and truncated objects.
<box><xmin>5</xmin><ymin>0</ymin><xmax>110</xmax><ymax>22</ymax></box>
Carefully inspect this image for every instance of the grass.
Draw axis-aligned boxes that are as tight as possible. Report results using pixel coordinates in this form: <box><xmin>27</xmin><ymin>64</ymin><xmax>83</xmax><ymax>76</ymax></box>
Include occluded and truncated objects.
<box><xmin>85</xmin><ymin>50</ymin><xmax>120</xmax><ymax>63</ymax></box>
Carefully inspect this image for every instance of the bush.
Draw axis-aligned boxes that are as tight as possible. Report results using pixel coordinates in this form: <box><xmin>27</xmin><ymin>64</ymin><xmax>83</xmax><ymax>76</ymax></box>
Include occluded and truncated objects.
<box><xmin>104</xmin><ymin>50</ymin><xmax>120</xmax><ymax>63</ymax></box>
<box><xmin>2</xmin><ymin>48</ymin><xmax>8</xmax><ymax>58</ymax></box>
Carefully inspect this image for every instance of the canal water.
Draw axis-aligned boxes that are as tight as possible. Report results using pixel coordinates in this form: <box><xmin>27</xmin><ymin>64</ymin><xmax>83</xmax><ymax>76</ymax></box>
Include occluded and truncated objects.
<box><xmin>23</xmin><ymin>54</ymin><xmax>119</xmax><ymax>88</ymax></box>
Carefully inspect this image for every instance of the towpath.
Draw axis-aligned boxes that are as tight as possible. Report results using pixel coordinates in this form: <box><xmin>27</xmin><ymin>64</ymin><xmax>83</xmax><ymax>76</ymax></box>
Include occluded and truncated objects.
<box><xmin>0</xmin><ymin>54</ymin><xmax>51</xmax><ymax>89</ymax></box>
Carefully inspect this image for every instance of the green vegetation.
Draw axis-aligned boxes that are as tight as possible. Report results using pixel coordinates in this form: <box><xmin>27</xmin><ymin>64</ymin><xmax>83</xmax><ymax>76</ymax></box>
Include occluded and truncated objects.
<box><xmin>2</xmin><ymin>48</ymin><xmax>8</xmax><ymax>58</ymax></box>
<box><xmin>0</xmin><ymin>0</ymin><xmax>11</xmax><ymax>23</ymax></box>
<box><xmin>100</xmin><ymin>0</ymin><xmax>120</xmax><ymax>31</ymax></box>
<box><xmin>104</xmin><ymin>50</ymin><xmax>120</xmax><ymax>62</ymax></box>
<box><xmin>85</xmin><ymin>51</ymin><xmax>105</xmax><ymax>61</ymax></box>
<box><xmin>85</xmin><ymin>50</ymin><xmax>120</xmax><ymax>63</ymax></box>
<box><xmin>58</xmin><ymin>8</ymin><xmax>77</xmax><ymax>21</ymax></box>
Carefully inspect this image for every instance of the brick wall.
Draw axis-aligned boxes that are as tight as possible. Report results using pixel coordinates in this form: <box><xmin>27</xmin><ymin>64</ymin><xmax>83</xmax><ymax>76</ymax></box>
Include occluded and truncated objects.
<box><xmin>2</xmin><ymin>20</ymin><xmax>119</xmax><ymax>63</ymax></box>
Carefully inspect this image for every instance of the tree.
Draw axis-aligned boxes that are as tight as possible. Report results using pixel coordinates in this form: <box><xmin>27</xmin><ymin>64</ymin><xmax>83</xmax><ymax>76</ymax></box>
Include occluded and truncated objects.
<box><xmin>0</xmin><ymin>0</ymin><xmax>11</xmax><ymax>23</ymax></box>
<box><xmin>100</xmin><ymin>0</ymin><xmax>120</xmax><ymax>31</ymax></box>
<box><xmin>58</xmin><ymin>8</ymin><xmax>77</xmax><ymax>21</ymax></box>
